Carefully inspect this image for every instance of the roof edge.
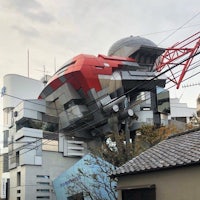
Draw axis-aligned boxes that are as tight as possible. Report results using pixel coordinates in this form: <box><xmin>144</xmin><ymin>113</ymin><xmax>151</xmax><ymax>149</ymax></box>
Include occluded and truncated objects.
<box><xmin>111</xmin><ymin>160</ymin><xmax>200</xmax><ymax>178</ymax></box>
<box><xmin>167</xmin><ymin>127</ymin><xmax>200</xmax><ymax>139</ymax></box>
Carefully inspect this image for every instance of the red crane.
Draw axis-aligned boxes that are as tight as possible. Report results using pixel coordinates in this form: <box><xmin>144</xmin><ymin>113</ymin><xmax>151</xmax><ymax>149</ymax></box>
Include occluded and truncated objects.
<box><xmin>155</xmin><ymin>31</ymin><xmax>200</xmax><ymax>89</ymax></box>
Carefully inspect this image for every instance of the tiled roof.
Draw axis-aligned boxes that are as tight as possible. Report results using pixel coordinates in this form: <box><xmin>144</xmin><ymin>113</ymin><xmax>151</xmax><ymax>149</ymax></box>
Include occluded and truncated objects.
<box><xmin>112</xmin><ymin>128</ymin><xmax>200</xmax><ymax>177</ymax></box>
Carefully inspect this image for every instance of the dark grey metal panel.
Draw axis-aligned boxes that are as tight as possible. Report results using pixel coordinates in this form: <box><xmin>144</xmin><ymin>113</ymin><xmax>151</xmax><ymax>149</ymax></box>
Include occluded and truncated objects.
<box><xmin>3</xmin><ymin>153</ymin><xmax>9</xmax><ymax>173</ymax></box>
<box><xmin>3</xmin><ymin>130</ymin><xmax>9</xmax><ymax>148</ymax></box>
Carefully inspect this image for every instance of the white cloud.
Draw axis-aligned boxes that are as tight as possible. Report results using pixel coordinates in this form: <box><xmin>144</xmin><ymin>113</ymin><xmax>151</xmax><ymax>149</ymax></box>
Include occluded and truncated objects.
<box><xmin>3</xmin><ymin>0</ymin><xmax>54</xmax><ymax>23</ymax></box>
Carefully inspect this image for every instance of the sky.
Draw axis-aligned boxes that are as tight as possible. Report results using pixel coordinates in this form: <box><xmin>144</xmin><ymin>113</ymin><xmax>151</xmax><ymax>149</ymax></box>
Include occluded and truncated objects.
<box><xmin>0</xmin><ymin>0</ymin><xmax>200</xmax><ymax>131</ymax></box>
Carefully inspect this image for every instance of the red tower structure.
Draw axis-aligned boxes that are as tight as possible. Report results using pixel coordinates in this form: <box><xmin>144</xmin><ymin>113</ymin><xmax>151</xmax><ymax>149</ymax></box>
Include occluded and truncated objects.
<box><xmin>155</xmin><ymin>31</ymin><xmax>200</xmax><ymax>89</ymax></box>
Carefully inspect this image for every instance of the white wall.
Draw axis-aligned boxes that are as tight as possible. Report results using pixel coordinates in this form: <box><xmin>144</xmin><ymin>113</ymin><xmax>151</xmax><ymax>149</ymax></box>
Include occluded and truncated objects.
<box><xmin>170</xmin><ymin>98</ymin><xmax>196</xmax><ymax>118</ymax></box>
<box><xmin>3</xmin><ymin>74</ymin><xmax>44</xmax><ymax>109</ymax></box>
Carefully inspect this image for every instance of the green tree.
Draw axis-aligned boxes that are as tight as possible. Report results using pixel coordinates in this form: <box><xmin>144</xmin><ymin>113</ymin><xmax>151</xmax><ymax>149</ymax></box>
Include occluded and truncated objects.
<box><xmin>92</xmin><ymin>124</ymin><xmax>178</xmax><ymax>166</ymax></box>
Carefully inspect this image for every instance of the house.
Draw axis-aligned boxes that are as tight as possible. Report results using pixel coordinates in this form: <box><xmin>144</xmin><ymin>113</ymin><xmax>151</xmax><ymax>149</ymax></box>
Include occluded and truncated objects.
<box><xmin>111</xmin><ymin>127</ymin><xmax>200</xmax><ymax>200</ymax></box>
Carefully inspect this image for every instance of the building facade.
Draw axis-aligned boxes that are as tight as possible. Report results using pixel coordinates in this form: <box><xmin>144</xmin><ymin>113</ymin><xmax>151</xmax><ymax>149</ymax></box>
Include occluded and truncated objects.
<box><xmin>169</xmin><ymin>98</ymin><xmax>197</xmax><ymax>129</ymax></box>
<box><xmin>1</xmin><ymin>74</ymin><xmax>86</xmax><ymax>200</ymax></box>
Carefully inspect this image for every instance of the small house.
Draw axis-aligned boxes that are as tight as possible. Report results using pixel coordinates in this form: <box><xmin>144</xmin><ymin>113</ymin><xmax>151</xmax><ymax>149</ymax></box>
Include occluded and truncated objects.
<box><xmin>112</xmin><ymin>128</ymin><xmax>200</xmax><ymax>200</ymax></box>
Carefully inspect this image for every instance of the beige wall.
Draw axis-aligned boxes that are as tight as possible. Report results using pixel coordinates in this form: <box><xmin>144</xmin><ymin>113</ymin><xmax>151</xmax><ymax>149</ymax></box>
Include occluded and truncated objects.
<box><xmin>117</xmin><ymin>165</ymin><xmax>200</xmax><ymax>200</ymax></box>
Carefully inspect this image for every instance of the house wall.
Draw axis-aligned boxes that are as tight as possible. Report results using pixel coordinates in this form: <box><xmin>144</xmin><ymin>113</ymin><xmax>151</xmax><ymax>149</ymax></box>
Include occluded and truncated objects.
<box><xmin>117</xmin><ymin>165</ymin><xmax>200</xmax><ymax>200</ymax></box>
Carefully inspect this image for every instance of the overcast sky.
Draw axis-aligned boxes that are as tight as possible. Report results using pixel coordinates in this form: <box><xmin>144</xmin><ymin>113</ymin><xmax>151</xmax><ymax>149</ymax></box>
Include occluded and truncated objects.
<box><xmin>0</xmin><ymin>0</ymin><xmax>200</xmax><ymax>129</ymax></box>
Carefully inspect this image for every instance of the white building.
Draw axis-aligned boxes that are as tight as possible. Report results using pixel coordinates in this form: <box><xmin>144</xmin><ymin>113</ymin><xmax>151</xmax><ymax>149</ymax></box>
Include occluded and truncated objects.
<box><xmin>1</xmin><ymin>74</ymin><xmax>86</xmax><ymax>200</ymax></box>
<box><xmin>169</xmin><ymin>98</ymin><xmax>197</xmax><ymax>129</ymax></box>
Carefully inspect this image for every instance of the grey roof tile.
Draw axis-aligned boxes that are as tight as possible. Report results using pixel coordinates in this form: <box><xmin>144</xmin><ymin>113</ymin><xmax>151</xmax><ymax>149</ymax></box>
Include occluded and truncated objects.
<box><xmin>112</xmin><ymin>128</ymin><xmax>200</xmax><ymax>176</ymax></box>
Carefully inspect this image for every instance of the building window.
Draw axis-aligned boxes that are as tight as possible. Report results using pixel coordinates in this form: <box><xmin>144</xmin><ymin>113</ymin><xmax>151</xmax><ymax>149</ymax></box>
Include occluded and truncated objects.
<box><xmin>172</xmin><ymin>117</ymin><xmax>187</xmax><ymax>123</ymax></box>
<box><xmin>16</xmin><ymin>151</ymin><xmax>20</xmax><ymax>166</ymax></box>
<box><xmin>36</xmin><ymin>175</ymin><xmax>50</xmax><ymax>179</ymax></box>
<box><xmin>68</xmin><ymin>193</ymin><xmax>84</xmax><ymax>200</ymax></box>
<box><xmin>17</xmin><ymin>172</ymin><xmax>21</xmax><ymax>186</ymax></box>
<box><xmin>36</xmin><ymin>196</ymin><xmax>50</xmax><ymax>199</ymax></box>
<box><xmin>36</xmin><ymin>182</ymin><xmax>50</xmax><ymax>185</ymax></box>
<box><xmin>122</xmin><ymin>185</ymin><xmax>156</xmax><ymax>200</ymax></box>
<box><xmin>3</xmin><ymin>153</ymin><xmax>9</xmax><ymax>172</ymax></box>
<box><xmin>17</xmin><ymin>197</ymin><xmax>21</xmax><ymax>200</ymax></box>
<box><xmin>36</xmin><ymin>189</ymin><xmax>50</xmax><ymax>192</ymax></box>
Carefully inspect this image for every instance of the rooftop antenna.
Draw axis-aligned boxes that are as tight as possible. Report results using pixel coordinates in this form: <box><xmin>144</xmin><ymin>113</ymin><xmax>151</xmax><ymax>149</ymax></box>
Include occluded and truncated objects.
<box><xmin>27</xmin><ymin>49</ymin><xmax>30</xmax><ymax>78</ymax></box>
<box><xmin>35</xmin><ymin>65</ymin><xmax>49</xmax><ymax>86</ymax></box>
<box><xmin>43</xmin><ymin>65</ymin><xmax>48</xmax><ymax>85</ymax></box>
<box><xmin>54</xmin><ymin>57</ymin><xmax>57</xmax><ymax>73</ymax></box>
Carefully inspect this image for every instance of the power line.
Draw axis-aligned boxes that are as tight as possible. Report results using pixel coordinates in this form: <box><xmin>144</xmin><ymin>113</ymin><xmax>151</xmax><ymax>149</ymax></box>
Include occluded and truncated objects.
<box><xmin>141</xmin><ymin>23</ymin><xmax>200</xmax><ymax>37</ymax></box>
<box><xmin>1</xmin><ymin>52</ymin><xmax>199</xmax><ymax>165</ymax></box>
<box><xmin>2</xmin><ymin>36</ymin><xmax>200</xmax><ymax>144</ymax></box>
<box><xmin>158</xmin><ymin>11</ymin><xmax>200</xmax><ymax>45</ymax></box>
<box><xmin>2</xmin><ymin>51</ymin><xmax>200</xmax><ymax>136</ymax></box>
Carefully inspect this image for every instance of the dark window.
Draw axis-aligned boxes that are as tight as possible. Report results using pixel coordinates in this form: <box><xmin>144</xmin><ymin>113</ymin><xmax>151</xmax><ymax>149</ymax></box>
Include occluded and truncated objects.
<box><xmin>36</xmin><ymin>196</ymin><xmax>50</xmax><ymax>199</ymax></box>
<box><xmin>3</xmin><ymin>130</ymin><xmax>9</xmax><ymax>147</ymax></box>
<box><xmin>17</xmin><ymin>172</ymin><xmax>21</xmax><ymax>186</ymax></box>
<box><xmin>122</xmin><ymin>187</ymin><xmax>156</xmax><ymax>200</ymax></box>
<box><xmin>68</xmin><ymin>192</ymin><xmax>84</xmax><ymax>200</ymax></box>
<box><xmin>36</xmin><ymin>175</ymin><xmax>50</xmax><ymax>179</ymax></box>
<box><xmin>37</xmin><ymin>182</ymin><xmax>50</xmax><ymax>185</ymax></box>
<box><xmin>172</xmin><ymin>117</ymin><xmax>187</xmax><ymax>123</ymax></box>
<box><xmin>16</xmin><ymin>151</ymin><xmax>19</xmax><ymax>166</ymax></box>
<box><xmin>36</xmin><ymin>189</ymin><xmax>50</xmax><ymax>192</ymax></box>
<box><xmin>3</xmin><ymin>153</ymin><xmax>9</xmax><ymax>172</ymax></box>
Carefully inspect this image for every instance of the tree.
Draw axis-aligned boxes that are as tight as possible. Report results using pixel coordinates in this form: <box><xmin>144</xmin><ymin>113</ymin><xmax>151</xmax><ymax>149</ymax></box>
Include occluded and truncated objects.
<box><xmin>64</xmin><ymin>154</ymin><xmax>117</xmax><ymax>200</ymax></box>
<box><xmin>91</xmin><ymin>133</ymin><xmax>134</xmax><ymax>167</ymax></box>
<box><xmin>91</xmin><ymin>124</ymin><xmax>178</xmax><ymax>166</ymax></box>
<box><xmin>64</xmin><ymin>124</ymin><xmax>179</xmax><ymax>200</ymax></box>
<box><xmin>186</xmin><ymin>114</ymin><xmax>200</xmax><ymax>129</ymax></box>
<box><xmin>134</xmin><ymin>124</ymin><xmax>178</xmax><ymax>155</ymax></box>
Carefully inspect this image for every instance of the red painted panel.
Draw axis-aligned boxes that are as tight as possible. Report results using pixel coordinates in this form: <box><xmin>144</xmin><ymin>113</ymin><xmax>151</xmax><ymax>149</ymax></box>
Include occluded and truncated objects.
<box><xmin>39</xmin><ymin>54</ymin><xmax>135</xmax><ymax>99</ymax></box>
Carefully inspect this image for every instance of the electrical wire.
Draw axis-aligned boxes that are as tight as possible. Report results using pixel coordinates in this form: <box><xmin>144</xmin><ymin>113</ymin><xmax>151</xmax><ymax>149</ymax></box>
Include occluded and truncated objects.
<box><xmin>2</xmin><ymin>51</ymin><xmax>200</xmax><ymax>137</ymax></box>
<box><xmin>141</xmin><ymin>23</ymin><xmax>200</xmax><ymax>37</ymax></box>
<box><xmin>1</xmin><ymin>43</ymin><xmax>199</xmax><ymax>166</ymax></box>
<box><xmin>2</xmin><ymin>58</ymin><xmax>199</xmax><ymax>165</ymax></box>
<box><xmin>158</xmin><ymin>11</ymin><xmax>200</xmax><ymax>45</ymax></box>
<box><xmin>3</xmin><ymin>56</ymin><xmax>198</xmax><ymax>141</ymax></box>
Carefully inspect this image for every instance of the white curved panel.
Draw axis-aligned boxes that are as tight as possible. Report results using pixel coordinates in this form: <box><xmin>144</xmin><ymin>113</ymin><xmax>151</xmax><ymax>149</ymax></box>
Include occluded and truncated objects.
<box><xmin>3</xmin><ymin>74</ymin><xmax>44</xmax><ymax>109</ymax></box>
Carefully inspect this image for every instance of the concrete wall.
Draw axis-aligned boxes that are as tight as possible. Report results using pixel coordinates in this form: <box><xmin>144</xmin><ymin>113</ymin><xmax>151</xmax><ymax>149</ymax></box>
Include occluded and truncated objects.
<box><xmin>117</xmin><ymin>166</ymin><xmax>200</xmax><ymax>200</ymax></box>
<box><xmin>9</xmin><ymin>151</ymin><xmax>79</xmax><ymax>200</ymax></box>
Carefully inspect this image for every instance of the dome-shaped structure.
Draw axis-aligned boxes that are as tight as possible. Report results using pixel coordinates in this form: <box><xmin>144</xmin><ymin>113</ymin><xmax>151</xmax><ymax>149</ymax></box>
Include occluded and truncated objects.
<box><xmin>108</xmin><ymin>36</ymin><xmax>165</xmax><ymax>72</ymax></box>
<box><xmin>108</xmin><ymin>36</ymin><xmax>157</xmax><ymax>57</ymax></box>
